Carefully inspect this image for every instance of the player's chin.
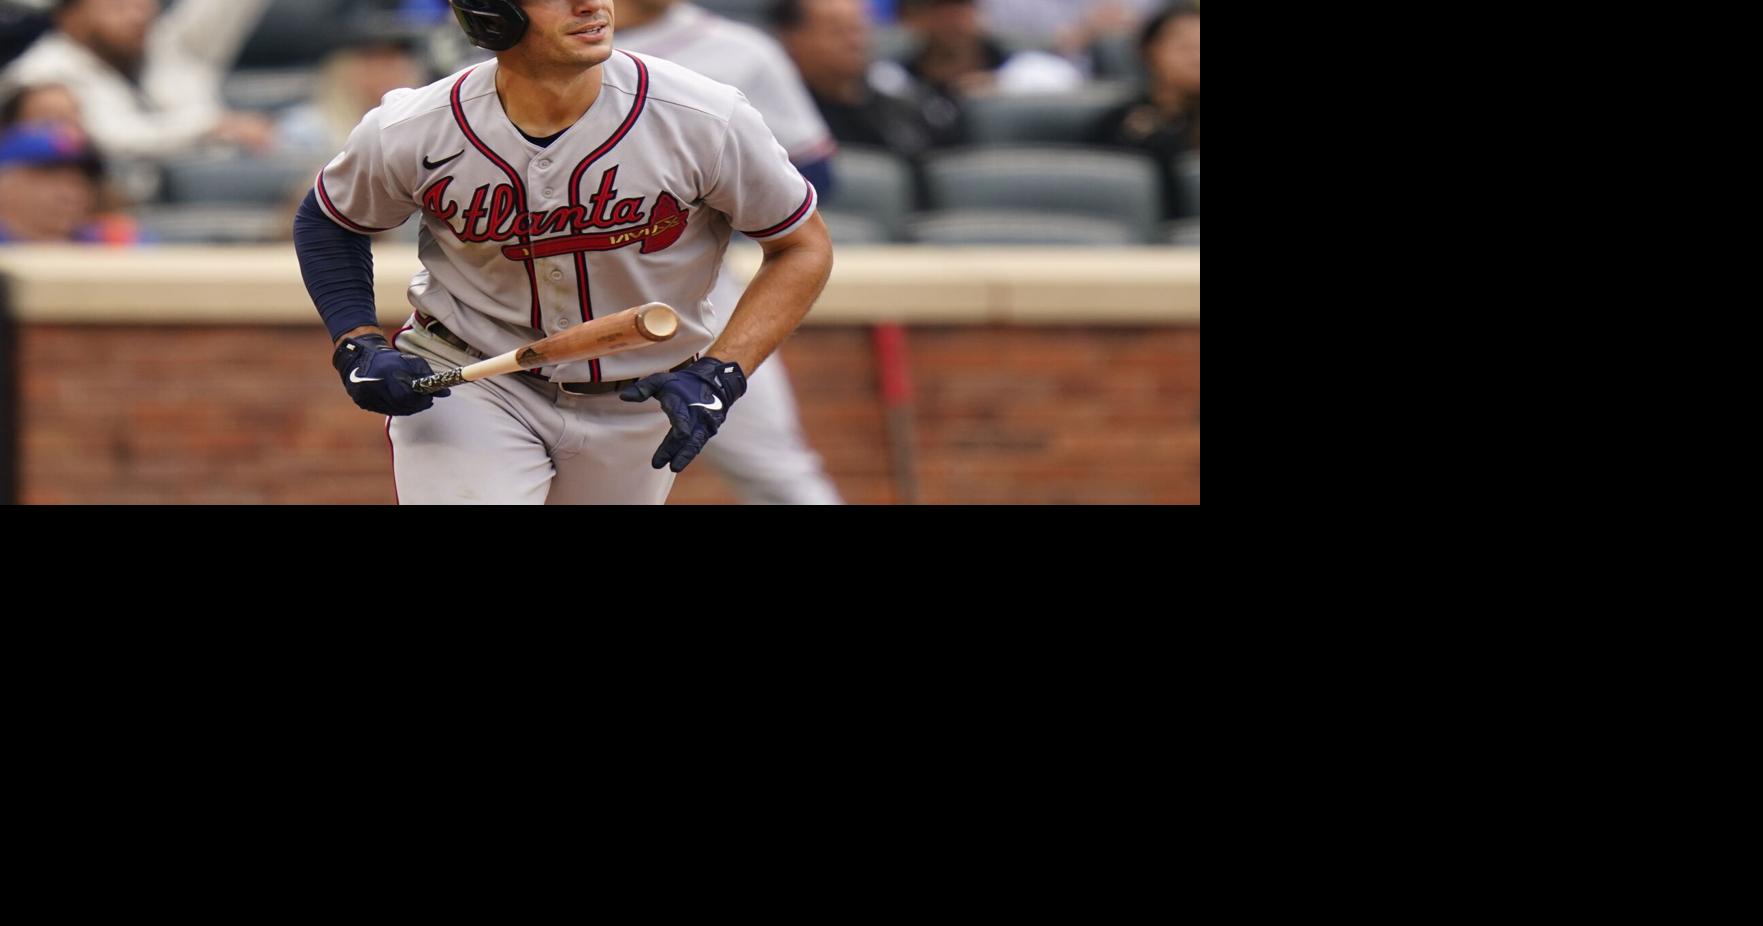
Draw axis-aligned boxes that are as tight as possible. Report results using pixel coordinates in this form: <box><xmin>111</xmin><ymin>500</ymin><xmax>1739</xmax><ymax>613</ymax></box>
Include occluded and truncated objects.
<box><xmin>561</xmin><ymin>36</ymin><xmax>614</xmax><ymax>67</ymax></box>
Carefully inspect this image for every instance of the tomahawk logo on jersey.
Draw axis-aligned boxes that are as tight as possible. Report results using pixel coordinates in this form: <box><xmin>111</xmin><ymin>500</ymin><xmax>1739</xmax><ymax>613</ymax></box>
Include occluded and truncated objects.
<box><xmin>312</xmin><ymin>49</ymin><xmax>817</xmax><ymax>385</ymax></box>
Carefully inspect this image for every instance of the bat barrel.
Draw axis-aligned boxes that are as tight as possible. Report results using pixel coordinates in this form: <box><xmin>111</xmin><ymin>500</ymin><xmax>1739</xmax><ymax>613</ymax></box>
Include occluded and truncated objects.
<box><xmin>635</xmin><ymin>303</ymin><xmax>679</xmax><ymax>341</ymax></box>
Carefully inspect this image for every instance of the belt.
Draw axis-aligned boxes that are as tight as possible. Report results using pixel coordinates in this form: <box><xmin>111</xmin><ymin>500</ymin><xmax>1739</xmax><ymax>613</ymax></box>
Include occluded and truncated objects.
<box><xmin>413</xmin><ymin>312</ymin><xmax>693</xmax><ymax>396</ymax></box>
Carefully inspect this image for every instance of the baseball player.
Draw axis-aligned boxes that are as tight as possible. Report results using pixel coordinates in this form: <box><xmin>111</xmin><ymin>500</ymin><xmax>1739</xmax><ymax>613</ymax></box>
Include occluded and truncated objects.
<box><xmin>616</xmin><ymin>0</ymin><xmax>843</xmax><ymax>505</ymax></box>
<box><xmin>293</xmin><ymin>0</ymin><xmax>834</xmax><ymax>504</ymax></box>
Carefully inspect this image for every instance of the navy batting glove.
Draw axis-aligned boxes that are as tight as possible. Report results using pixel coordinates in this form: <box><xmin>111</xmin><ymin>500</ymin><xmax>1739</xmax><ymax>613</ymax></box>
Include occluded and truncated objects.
<box><xmin>620</xmin><ymin>357</ymin><xmax>747</xmax><ymax>473</ymax></box>
<box><xmin>332</xmin><ymin>334</ymin><xmax>450</xmax><ymax>416</ymax></box>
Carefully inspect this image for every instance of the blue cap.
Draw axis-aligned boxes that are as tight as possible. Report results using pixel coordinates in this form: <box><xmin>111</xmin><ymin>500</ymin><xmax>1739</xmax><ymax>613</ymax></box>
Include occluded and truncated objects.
<box><xmin>0</xmin><ymin>124</ymin><xmax>101</xmax><ymax>175</ymax></box>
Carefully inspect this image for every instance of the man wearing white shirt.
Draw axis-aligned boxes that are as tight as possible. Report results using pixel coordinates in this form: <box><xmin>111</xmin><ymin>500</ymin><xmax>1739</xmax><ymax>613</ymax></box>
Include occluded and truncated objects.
<box><xmin>1</xmin><ymin>0</ymin><xmax>274</xmax><ymax>163</ymax></box>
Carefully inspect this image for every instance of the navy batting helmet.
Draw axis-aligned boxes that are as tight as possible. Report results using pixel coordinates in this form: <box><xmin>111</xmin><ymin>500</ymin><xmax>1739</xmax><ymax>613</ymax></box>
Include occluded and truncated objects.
<box><xmin>450</xmin><ymin>0</ymin><xmax>529</xmax><ymax>51</ymax></box>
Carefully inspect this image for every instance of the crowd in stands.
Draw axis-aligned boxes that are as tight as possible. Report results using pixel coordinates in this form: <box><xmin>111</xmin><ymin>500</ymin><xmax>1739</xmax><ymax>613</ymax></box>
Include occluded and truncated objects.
<box><xmin>0</xmin><ymin>0</ymin><xmax>1198</xmax><ymax>246</ymax></box>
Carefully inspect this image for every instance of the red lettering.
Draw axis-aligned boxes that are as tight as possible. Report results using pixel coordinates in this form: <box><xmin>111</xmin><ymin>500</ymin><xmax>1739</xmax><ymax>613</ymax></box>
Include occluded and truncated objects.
<box><xmin>422</xmin><ymin>177</ymin><xmax>457</xmax><ymax>222</ymax></box>
<box><xmin>488</xmin><ymin>185</ymin><xmax>518</xmax><ymax>239</ymax></box>
<box><xmin>610</xmin><ymin>199</ymin><xmax>643</xmax><ymax>225</ymax></box>
<box><xmin>432</xmin><ymin>174</ymin><xmax>674</xmax><ymax>252</ymax></box>
<box><xmin>580</xmin><ymin>167</ymin><xmax>647</xmax><ymax>229</ymax></box>
<box><xmin>513</xmin><ymin>211</ymin><xmax>549</xmax><ymax>238</ymax></box>
<box><xmin>554</xmin><ymin>205</ymin><xmax>591</xmax><ymax>234</ymax></box>
<box><xmin>587</xmin><ymin>166</ymin><xmax>621</xmax><ymax>228</ymax></box>
<box><xmin>458</xmin><ymin>184</ymin><xmax>492</xmax><ymax>241</ymax></box>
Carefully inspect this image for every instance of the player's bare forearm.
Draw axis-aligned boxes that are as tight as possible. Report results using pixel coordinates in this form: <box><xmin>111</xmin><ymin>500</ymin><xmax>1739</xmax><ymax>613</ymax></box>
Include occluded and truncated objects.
<box><xmin>707</xmin><ymin>213</ymin><xmax>833</xmax><ymax>373</ymax></box>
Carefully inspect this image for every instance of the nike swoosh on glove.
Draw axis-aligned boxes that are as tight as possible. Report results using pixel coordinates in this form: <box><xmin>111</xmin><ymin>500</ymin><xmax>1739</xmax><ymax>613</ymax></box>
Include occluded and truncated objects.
<box><xmin>332</xmin><ymin>333</ymin><xmax>450</xmax><ymax>416</ymax></box>
<box><xmin>619</xmin><ymin>357</ymin><xmax>748</xmax><ymax>473</ymax></box>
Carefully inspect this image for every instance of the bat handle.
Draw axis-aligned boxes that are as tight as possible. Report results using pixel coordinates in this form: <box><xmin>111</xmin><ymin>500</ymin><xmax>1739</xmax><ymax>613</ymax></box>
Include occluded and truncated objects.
<box><xmin>412</xmin><ymin>368</ymin><xmax>466</xmax><ymax>395</ymax></box>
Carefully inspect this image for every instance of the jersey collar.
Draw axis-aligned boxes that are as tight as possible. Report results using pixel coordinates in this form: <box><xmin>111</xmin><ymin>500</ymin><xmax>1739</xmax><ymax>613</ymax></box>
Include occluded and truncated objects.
<box><xmin>478</xmin><ymin>54</ymin><xmax>625</xmax><ymax>152</ymax></box>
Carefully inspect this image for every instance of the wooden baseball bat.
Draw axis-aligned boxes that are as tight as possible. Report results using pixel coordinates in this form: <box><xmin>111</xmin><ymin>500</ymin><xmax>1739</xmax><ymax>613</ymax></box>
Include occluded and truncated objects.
<box><xmin>411</xmin><ymin>302</ymin><xmax>678</xmax><ymax>395</ymax></box>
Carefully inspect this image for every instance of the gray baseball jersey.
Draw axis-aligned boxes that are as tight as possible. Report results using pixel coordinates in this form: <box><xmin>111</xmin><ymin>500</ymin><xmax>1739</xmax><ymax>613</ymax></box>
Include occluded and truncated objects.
<box><xmin>313</xmin><ymin>49</ymin><xmax>818</xmax><ymax>386</ymax></box>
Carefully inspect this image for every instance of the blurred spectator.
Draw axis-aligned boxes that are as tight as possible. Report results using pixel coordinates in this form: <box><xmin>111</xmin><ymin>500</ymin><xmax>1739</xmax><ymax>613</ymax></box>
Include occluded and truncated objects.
<box><xmin>776</xmin><ymin>0</ymin><xmax>962</xmax><ymax>159</ymax></box>
<box><xmin>978</xmin><ymin>0</ymin><xmax>1159</xmax><ymax>60</ymax></box>
<box><xmin>3</xmin><ymin>80</ymin><xmax>139</xmax><ymax>225</ymax></box>
<box><xmin>0</xmin><ymin>0</ymin><xmax>274</xmax><ymax>164</ymax></box>
<box><xmin>1090</xmin><ymin>1</ymin><xmax>1198</xmax><ymax>218</ymax></box>
<box><xmin>895</xmin><ymin>0</ymin><xmax>1081</xmax><ymax>97</ymax></box>
<box><xmin>0</xmin><ymin>80</ymin><xmax>82</xmax><ymax>141</ymax></box>
<box><xmin>275</xmin><ymin>17</ymin><xmax>426</xmax><ymax>160</ymax></box>
<box><xmin>0</xmin><ymin>121</ymin><xmax>135</xmax><ymax>242</ymax></box>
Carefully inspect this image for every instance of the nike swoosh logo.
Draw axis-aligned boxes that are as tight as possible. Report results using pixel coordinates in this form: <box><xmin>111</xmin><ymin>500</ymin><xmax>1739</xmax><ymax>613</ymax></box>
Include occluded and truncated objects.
<box><xmin>690</xmin><ymin>396</ymin><xmax>723</xmax><ymax>412</ymax></box>
<box><xmin>423</xmin><ymin>150</ymin><xmax>465</xmax><ymax>170</ymax></box>
<box><xmin>350</xmin><ymin>370</ymin><xmax>383</xmax><ymax>383</ymax></box>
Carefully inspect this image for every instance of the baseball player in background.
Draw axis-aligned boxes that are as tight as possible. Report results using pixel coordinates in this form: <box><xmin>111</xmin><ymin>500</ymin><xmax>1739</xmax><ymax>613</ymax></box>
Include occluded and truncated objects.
<box><xmin>293</xmin><ymin>0</ymin><xmax>834</xmax><ymax>504</ymax></box>
<box><xmin>617</xmin><ymin>0</ymin><xmax>843</xmax><ymax>504</ymax></box>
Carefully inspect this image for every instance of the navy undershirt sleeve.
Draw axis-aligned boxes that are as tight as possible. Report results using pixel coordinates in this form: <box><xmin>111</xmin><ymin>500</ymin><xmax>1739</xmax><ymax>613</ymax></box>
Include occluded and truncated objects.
<box><xmin>293</xmin><ymin>189</ymin><xmax>380</xmax><ymax>342</ymax></box>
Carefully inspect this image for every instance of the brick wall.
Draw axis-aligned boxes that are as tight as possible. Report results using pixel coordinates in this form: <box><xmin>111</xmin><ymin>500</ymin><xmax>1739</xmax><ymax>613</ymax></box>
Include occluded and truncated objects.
<box><xmin>17</xmin><ymin>325</ymin><xmax>1199</xmax><ymax>504</ymax></box>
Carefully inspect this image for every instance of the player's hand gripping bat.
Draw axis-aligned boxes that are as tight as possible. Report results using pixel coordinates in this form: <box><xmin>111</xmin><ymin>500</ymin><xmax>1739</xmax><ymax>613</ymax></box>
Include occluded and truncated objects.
<box><xmin>411</xmin><ymin>302</ymin><xmax>678</xmax><ymax>395</ymax></box>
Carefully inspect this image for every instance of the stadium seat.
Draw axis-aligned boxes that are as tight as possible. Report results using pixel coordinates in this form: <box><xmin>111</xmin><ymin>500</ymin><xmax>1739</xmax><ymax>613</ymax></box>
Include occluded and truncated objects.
<box><xmin>962</xmin><ymin>86</ymin><xmax>1135</xmax><ymax>144</ymax></box>
<box><xmin>1089</xmin><ymin>34</ymin><xmax>1141</xmax><ymax>82</ymax></box>
<box><xmin>822</xmin><ymin>146</ymin><xmax>915</xmax><ymax>242</ymax></box>
<box><xmin>922</xmin><ymin>146</ymin><xmax>1161</xmax><ymax>242</ymax></box>
<box><xmin>236</xmin><ymin>0</ymin><xmax>356</xmax><ymax>69</ymax></box>
<box><xmin>819</xmin><ymin>211</ymin><xmax>890</xmax><ymax>245</ymax></box>
<box><xmin>133</xmin><ymin>205</ymin><xmax>291</xmax><ymax>244</ymax></box>
<box><xmin>991</xmin><ymin>30</ymin><xmax>1061</xmax><ymax>55</ymax></box>
<box><xmin>908</xmin><ymin>209</ymin><xmax>1139</xmax><ymax>246</ymax></box>
<box><xmin>222</xmin><ymin>68</ymin><xmax>321</xmax><ymax>114</ymax></box>
<box><xmin>1175</xmin><ymin>152</ymin><xmax>1199</xmax><ymax>217</ymax></box>
<box><xmin>158</xmin><ymin>156</ymin><xmax>314</xmax><ymax>205</ymax></box>
<box><xmin>694</xmin><ymin>0</ymin><xmax>774</xmax><ymax>28</ymax></box>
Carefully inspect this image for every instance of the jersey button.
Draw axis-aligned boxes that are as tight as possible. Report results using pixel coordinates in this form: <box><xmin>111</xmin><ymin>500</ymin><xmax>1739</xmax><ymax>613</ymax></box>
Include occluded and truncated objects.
<box><xmin>550</xmin><ymin>269</ymin><xmax>564</xmax><ymax>280</ymax></box>
<box><xmin>543</xmin><ymin>188</ymin><xmax>555</xmax><ymax>197</ymax></box>
<box><xmin>555</xmin><ymin>319</ymin><xmax>572</xmax><ymax>330</ymax></box>
<box><xmin>538</xmin><ymin>159</ymin><xmax>551</xmax><ymax>169</ymax></box>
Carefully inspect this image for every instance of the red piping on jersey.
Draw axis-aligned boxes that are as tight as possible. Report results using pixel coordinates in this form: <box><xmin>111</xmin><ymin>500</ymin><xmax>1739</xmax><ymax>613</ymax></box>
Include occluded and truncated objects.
<box><xmin>450</xmin><ymin>66</ymin><xmax>544</xmax><ymax>331</ymax></box>
<box><xmin>316</xmin><ymin>173</ymin><xmax>396</xmax><ymax>234</ymax></box>
<box><xmin>743</xmin><ymin>178</ymin><xmax>815</xmax><ymax>238</ymax></box>
<box><xmin>566</xmin><ymin>49</ymin><xmax>650</xmax><ymax>382</ymax></box>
